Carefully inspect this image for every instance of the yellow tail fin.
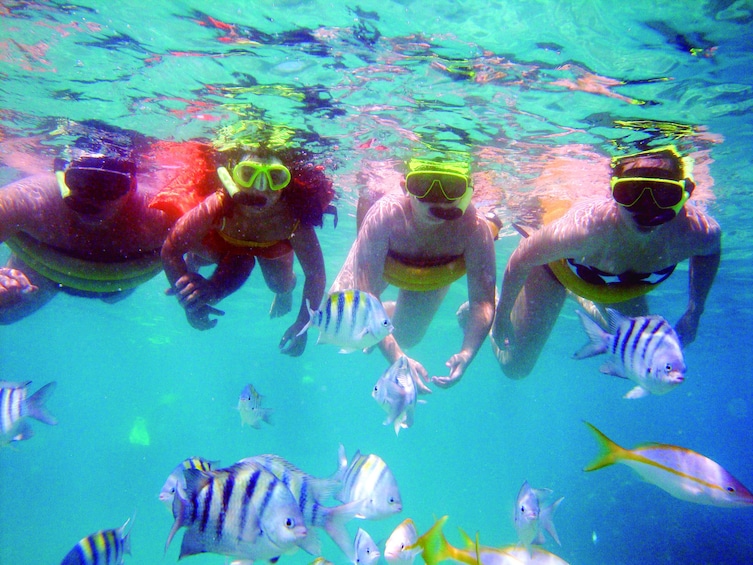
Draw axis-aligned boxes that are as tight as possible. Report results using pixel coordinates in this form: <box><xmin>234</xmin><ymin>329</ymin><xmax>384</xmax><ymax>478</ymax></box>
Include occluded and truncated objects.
<box><xmin>583</xmin><ymin>421</ymin><xmax>626</xmax><ymax>472</ymax></box>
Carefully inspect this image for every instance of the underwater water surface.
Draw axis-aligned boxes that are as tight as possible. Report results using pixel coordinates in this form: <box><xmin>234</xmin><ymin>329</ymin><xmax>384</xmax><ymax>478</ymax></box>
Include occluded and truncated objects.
<box><xmin>2</xmin><ymin>1</ymin><xmax>753</xmax><ymax>564</ymax></box>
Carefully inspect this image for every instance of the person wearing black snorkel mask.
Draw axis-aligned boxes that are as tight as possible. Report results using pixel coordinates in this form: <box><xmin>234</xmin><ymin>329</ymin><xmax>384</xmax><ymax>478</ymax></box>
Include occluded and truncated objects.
<box><xmin>331</xmin><ymin>158</ymin><xmax>499</xmax><ymax>390</ymax></box>
<box><xmin>492</xmin><ymin>146</ymin><xmax>722</xmax><ymax>380</ymax></box>
<box><xmin>160</xmin><ymin>145</ymin><xmax>335</xmax><ymax>357</ymax></box>
<box><xmin>0</xmin><ymin>139</ymin><xmax>173</xmax><ymax>324</ymax></box>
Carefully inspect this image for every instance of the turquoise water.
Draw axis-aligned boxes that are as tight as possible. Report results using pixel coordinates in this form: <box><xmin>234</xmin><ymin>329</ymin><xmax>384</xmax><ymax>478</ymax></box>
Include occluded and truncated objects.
<box><xmin>2</xmin><ymin>1</ymin><xmax>753</xmax><ymax>563</ymax></box>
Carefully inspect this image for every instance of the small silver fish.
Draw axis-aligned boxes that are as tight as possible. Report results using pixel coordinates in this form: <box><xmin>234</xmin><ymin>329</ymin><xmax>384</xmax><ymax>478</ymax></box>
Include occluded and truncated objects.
<box><xmin>574</xmin><ymin>308</ymin><xmax>685</xmax><ymax>399</ymax></box>
<box><xmin>335</xmin><ymin>445</ymin><xmax>402</xmax><ymax>520</ymax></box>
<box><xmin>0</xmin><ymin>380</ymin><xmax>57</xmax><ymax>446</ymax></box>
<box><xmin>354</xmin><ymin>528</ymin><xmax>380</xmax><ymax>565</ymax></box>
<box><xmin>158</xmin><ymin>456</ymin><xmax>218</xmax><ymax>510</ymax></box>
<box><xmin>372</xmin><ymin>356</ymin><xmax>424</xmax><ymax>435</ymax></box>
<box><xmin>513</xmin><ymin>481</ymin><xmax>563</xmax><ymax>554</ymax></box>
<box><xmin>61</xmin><ymin>517</ymin><xmax>132</xmax><ymax>565</ymax></box>
<box><xmin>237</xmin><ymin>383</ymin><xmax>273</xmax><ymax>428</ymax></box>
<box><xmin>384</xmin><ymin>518</ymin><xmax>421</xmax><ymax>565</ymax></box>
<box><xmin>298</xmin><ymin>290</ymin><xmax>393</xmax><ymax>353</ymax></box>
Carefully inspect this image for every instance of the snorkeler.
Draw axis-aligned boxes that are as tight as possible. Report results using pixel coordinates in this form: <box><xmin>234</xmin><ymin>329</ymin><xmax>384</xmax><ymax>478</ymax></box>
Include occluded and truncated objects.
<box><xmin>159</xmin><ymin>143</ymin><xmax>335</xmax><ymax>357</ymax></box>
<box><xmin>492</xmin><ymin>146</ymin><xmax>721</xmax><ymax>379</ymax></box>
<box><xmin>331</xmin><ymin>158</ymin><xmax>497</xmax><ymax>389</ymax></box>
<box><xmin>0</xmin><ymin>134</ymin><xmax>173</xmax><ymax>324</ymax></box>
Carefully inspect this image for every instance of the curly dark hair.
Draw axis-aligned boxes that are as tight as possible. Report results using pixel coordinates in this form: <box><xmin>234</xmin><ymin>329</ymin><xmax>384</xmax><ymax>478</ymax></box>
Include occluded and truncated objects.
<box><xmin>217</xmin><ymin>145</ymin><xmax>335</xmax><ymax>227</ymax></box>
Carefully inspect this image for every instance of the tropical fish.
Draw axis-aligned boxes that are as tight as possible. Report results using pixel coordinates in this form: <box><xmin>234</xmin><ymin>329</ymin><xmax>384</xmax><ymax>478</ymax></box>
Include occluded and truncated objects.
<box><xmin>354</xmin><ymin>528</ymin><xmax>380</xmax><ymax>565</ymax></box>
<box><xmin>158</xmin><ymin>456</ymin><xmax>218</xmax><ymax>510</ymax></box>
<box><xmin>165</xmin><ymin>459</ymin><xmax>308</xmax><ymax>561</ymax></box>
<box><xmin>513</xmin><ymin>481</ymin><xmax>563</xmax><ymax>554</ymax></box>
<box><xmin>237</xmin><ymin>383</ymin><xmax>273</xmax><ymax>428</ymax></box>
<box><xmin>298</xmin><ymin>290</ymin><xmax>393</xmax><ymax>353</ymax></box>
<box><xmin>240</xmin><ymin>453</ymin><xmax>360</xmax><ymax>558</ymax></box>
<box><xmin>573</xmin><ymin>308</ymin><xmax>685</xmax><ymax>399</ymax></box>
<box><xmin>0</xmin><ymin>380</ymin><xmax>57</xmax><ymax>446</ymax></box>
<box><xmin>384</xmin><ymin>518</ymin><xmax>421</xmax><ymax>565</ymax></box>
<box><xmin>410</xmin><ymin>516</ymin><xmax>569</xmax><ymax>565</ymax></box>
<box><xmin>584</xmin><ymin>422</ymin><xmax>753</xmax><ymax>507</ymax></box>
<box><xmin>335</xmin><ymin>445</ymin><xmax>402</xmax><ymax>520</ymax></box>
<box><xmin>372</xmin><ymin>355</ymin><xmax>425</xmax><ymax>435</ymax></box>
<box><xmin>61</xmin><ymin>517</ymin><xmax>132</xmax><ymax>565</ymax></box>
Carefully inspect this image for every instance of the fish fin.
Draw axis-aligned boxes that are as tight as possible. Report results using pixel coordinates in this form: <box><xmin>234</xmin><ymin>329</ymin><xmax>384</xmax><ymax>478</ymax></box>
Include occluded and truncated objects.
<box><xmin>583</xmin><ymin>421</ymin><xmax>626</xmax><ymax>471</ymax></box>
<box><xmin>411</xmin><ymin>516</ymin><xmax>453</xmax><ymax>565</ymax></box>
<box><xmin>25</xmin><ymin>381</ymin><xmax>57</xmax><ymax>426</ymax></box>
<box><xmin>598</xmin><ymin>362</ymin><xmax>625</xmax><ymax>378</ymax></box>
<box><xmin>540</xmin><ymin>497</ymin><xmax>564</xmax><ymax>546</ymax></box>
<box><xmin>624</xmin><ymin>386</ymin><xmax>650</xmax><ymax>399</ymax></box>
<box><xmin>260</xmin><ymin>408</ymin><xmax>274</xmax><ymax>425</ymax></box>
<box><xmin>178</xmin><ymin>528</ymin><xmax>207</xmax><ymax>558</ymax></box>
<box><xmin>393</xmin><ymin>418</ymin><xmax>402</xmax><ymax>436</ymax></box>
<box><xmin>573</xmin><ymin>311</ymin><xmax>609</xmax><ymax>359</ymax></box>
<box><xmin>296</xmin><ymin>299</ymin><xmax>315</xmax><ymax>337</ymax></box>
<box><xmin>12</xmin><ymin>420</ymin><xmax>34</xmax><ymax>442</ymax></box>
<box><xmin>605</xmin><ymin>308</ymin><xmax>628</xmax><ymax>334</ymax></box>
<box><xmin>322</xmin><ymin>499</ymin><xmax>362</xmax><ymax>559</ymax></box>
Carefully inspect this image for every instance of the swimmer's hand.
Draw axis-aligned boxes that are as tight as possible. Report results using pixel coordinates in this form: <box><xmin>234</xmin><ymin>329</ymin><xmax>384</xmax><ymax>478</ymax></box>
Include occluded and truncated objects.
<box><xmin>675</xmin><ymin>308</ymin><xmax>700</xmax><ymax>347</ymax></box>
<box><xmin>279</xmin><ymin>323</ymin><xmax>307</xmax><ymax>357</ymax></box>
<box><xmin>0</xmin><ymin>268</ymin><xmax>38</xmax><ymax>304</ymax></box>
<box><xmin>403</xmin><ymin>355</ymin><xmax>432</xmax><ymax>395</ymax></box>
<box><xmin>185</xmin><ymin>305</ymin><xmax>225</xmax><ymax>331</ymax></box>
<box><xmin>431</xmin><ymin>350</ymin><xmax>472</xmax><ymax>389</ymax></box>
<box><xmin>169</xmin><ymin>272</ymin><xmax>218</xmax><ymax>310</ymax></box>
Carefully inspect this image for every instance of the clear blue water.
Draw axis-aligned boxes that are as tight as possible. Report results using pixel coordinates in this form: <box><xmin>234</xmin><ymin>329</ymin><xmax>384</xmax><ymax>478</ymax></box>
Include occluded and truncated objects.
<box><xmin>2</xmin><ymin>1</ymin><xmax>753</xmax><ymax>564</ymax></box>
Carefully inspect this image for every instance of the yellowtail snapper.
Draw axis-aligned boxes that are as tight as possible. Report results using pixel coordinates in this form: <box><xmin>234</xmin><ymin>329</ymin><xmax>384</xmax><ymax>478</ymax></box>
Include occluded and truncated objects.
<box><xmin>61</xmin><ymin>516</ymin><xmax>133</xmax><ymax>565</ymax></box>
<box><xmin>584</xmin><ymin>422</ymin><xmax>753</xmax><ymax>507</ymax></box>
<box><xmin>1</xmin><ymin>380</ymin><xmax>57</xmax><ymax>446</ymax></box>
<box><xmin>574</xmin><ymin>308</ymin><xmax>685</xmax><ymax>399</ymax></box>
<box><xmin>298</xmin><ymin>290</ymin><xmax>393</xmax><ymax>353</ymax></box>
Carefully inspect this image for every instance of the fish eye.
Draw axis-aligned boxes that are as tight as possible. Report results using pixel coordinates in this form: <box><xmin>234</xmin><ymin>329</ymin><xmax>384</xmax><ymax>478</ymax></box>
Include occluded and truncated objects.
<box><xmin>665</xmin><ymin>363</ymin><xmax>673</xmax><ymax>372</ymax></box>
<box><xmin>382</xmin><ymin>319</ymin><xmax>390</xmax><ymax>327</ymax></box>
<box><xmin>285</xmin><ymin>518</ymin><xmax>294</xmax><ymax>528</ymax></box>
<box><xmin>520</xmin><ymin>505</ymin><xmax>525</xmax><ymax>513</ymax></box>
<box><xmin>727</xmin><ymin>486</ymin><xmax>736</xmax><ymax>492</ymax></box>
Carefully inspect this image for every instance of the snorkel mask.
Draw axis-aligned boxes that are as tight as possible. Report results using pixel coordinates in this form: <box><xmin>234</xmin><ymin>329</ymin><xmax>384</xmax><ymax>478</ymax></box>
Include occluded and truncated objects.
<box><xmin>610</xmin><ymin>145</ymin><xmax>694</xmax><ymax>228</ymax></box>
<box><xmin>405</xmin><ymin>158</ymin><xmax>473</xmax><ymax>221</ymax></box>
<box><xmin>55</xmin><ymin>153</ymin><xmax>136</xmax><ymax>215</ymax></box>
<box><xmin>217</xmin><ymin>160</ymin><xmax>292</xmax><ymax>206</ymax></box>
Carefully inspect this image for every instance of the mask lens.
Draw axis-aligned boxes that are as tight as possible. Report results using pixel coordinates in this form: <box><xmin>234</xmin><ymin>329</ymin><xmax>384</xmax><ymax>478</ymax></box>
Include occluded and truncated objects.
<box><xmin>266</xmin><ymin>165</ymin><xmax>291</xmax><ymax>190</ymax></box>
<box><xmin>612</xmin><ymin>178</ymin><xmax>684</xmax><ymax>209</ymax></box>
<box><xmin>232</xmin><ymin>162</ymin><xmax>291</xmax><ymax>190</ymax></box>
<box><xmin>233</xmin><ymin>162</ymin><xmax>261</xmax><ymax>187</ymax></box>
<box><xmin>405</xmin><ymin>172</ymin><xmax>468</xmax><ymax>202</ymax></box>
<box><xmin>65</xmin><ymin>168</ymin><xmax>133</xmax><ymax>200</ymax></box>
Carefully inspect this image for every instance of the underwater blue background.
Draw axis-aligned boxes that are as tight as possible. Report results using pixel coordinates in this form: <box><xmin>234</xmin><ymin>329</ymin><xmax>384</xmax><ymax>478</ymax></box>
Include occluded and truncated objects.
<box><xmin>1</xmin><ymin>1</ymin><xmax>753</xmax><ymax>563</ymax></box>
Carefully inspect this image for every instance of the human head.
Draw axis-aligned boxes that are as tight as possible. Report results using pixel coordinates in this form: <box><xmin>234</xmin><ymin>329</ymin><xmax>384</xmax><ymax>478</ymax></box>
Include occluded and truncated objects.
<box><xmin>405</xmin><ymin>158</ymin><xmax>473</xmax><ymax>221</ymax></box>
<box><xmin>216</xmin><ymin>146</ymin><xmax>292</xmax><ymax>208</ymax></box>
<box><xmin>610</xmin><ymin>146</ymin><xmax>695</xmax><ymax>228</ymax></box>
<box><xmin>55</xmin><ymin>144</ymin><xmax>137</xmax><ymax>217</ymax></box>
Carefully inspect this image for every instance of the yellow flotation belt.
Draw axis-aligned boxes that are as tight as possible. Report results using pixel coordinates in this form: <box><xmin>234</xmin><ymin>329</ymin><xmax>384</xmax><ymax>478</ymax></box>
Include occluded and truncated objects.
<box><xmin>539</xmin><ymin>198</ymin><xmax>659</xmax><ymax>304</ymax></box>
<box><xmin>382</xmin><ymin>214</ymin><xmax>501</xmax><ymax>292</ymax></box>
<box><xmin>4</xmin><ymin>232</ymin><xmax>163</xmax><ymax>293</ymax></box>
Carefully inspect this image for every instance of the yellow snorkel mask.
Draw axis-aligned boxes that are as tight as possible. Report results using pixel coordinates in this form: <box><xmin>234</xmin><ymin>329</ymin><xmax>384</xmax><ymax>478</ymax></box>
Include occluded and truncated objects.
<box><xmin>405</xmin><ymin>158</ymin><xmax>473</xmax><ymax>220</ymax></box>
<box><xmin>217</xmin><ymin>160</ymin><xmax>292</xmax><ymax>199</ymax></box>
<box><xmin>610</xmin><ymin>145</ymin><xmax>694</xmax><ymax>226</ymax></box>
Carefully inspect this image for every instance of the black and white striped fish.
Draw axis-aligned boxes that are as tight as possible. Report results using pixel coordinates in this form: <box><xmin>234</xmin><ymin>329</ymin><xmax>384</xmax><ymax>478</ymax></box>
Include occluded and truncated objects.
<box><xmin>574</xmin><ymin>308</ymin><xmax>686</xmax><ymax>399</ymax></box>
<box><xmin>242</xmin><ymin>454</ymin><xmax>362</xmax><ymax>558</ymax></box>
<box><xmin>158</xmin><ymin>456</ymin><xmax>219</xmax><ymax>509</ymax></box>
<box><xmin>60</xmin><ymin>517</ymin><xmax>132</xmax><ymax>565</ymax></box>
<box><xmin>165</xmin><ymin>459</ymin><xmax>307</xmax><ymax>562</ymax></box>
<box><xmin>0</xmin><ymin>380</ymin><xmax>57</xmax><ymax>446</ymax></box>
<box><xmin>298</xmin><ymin>290</ymin><xmax>393</xmax><ymax>353</ymax></box>
<box><xmin>335</xmin><ymin>445</ymin><xmax>402</xmax><ymax>520</ymax></box>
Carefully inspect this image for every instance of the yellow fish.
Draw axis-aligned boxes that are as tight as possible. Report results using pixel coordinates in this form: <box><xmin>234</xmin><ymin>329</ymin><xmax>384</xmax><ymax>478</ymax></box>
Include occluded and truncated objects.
<box><xmin>584</xmin><ymin>422</ymin><xmax>753</xmax><ymax>507</ymax></box>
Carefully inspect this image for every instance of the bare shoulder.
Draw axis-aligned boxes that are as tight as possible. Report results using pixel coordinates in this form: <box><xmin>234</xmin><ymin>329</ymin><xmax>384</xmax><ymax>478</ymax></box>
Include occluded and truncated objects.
<box><xmin>360</xmin><ymin>194</ymin><xmax>408</xmax><ymax>232</ymax></box>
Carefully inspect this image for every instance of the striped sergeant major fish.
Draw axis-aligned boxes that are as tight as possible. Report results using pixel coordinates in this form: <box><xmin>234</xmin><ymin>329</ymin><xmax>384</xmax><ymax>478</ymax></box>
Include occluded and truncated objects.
<box><xmin>158</xmin><ymin>456</ymin><xmax>219</xmax><ymax>510</ymax></box>
<box><xmin>165</xmin><ymin>459</ymin><xmax>308</xmax><ymax>561</ymax></box>
<box><xmin>354</xmin><ymin>528</ymin><xmax>380</xmax><ymax>565</ymax></box>
<box><xmin>584</xmin><ymin>422</ymin><xmax>753</xmax><ymax>508</ymax></box>
<box><xmin>335</xmin><ymin>445</ymin><xmax>402</xmax><ymax>520</ymax></box>
<box><xmin>60</xmin><ymin>516</ymin><xmax>132</xmax><ymax>565</ymax></box>
<box><xmin>297</xmin><ymin>290</ymin><xmax>393</xmax><ymax>353</ymax></box>
<box><xmin>573</xmin><ymin>308</ymin><xmax>685</xmax><ymax>399</ymax></box>
<box><xmin>241</xmin><ymin>454</ymin><xmax>362</xmax><ymax>559</ymax></box>
<box><xmin>1</xmin><ymin>380</ymin><xmax>57</xmax><ymax>446</ymax></box>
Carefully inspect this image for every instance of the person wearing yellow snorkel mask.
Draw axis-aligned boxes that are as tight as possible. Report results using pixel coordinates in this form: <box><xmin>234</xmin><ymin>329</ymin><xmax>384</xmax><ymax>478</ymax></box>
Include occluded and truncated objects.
<box><xmin>0</xmin><ymin>131</ymin><xmax>173</xmax><ymax>324</ymax></box>
<box><xmin>492</xmin><ymin>146</ymin><xmax>721</xmax><ymax>380</ymax></box>
<box><xmin>160</xmin><ymin>145</ymin><xmax>335</xmax><ymax>356</ymax></box>
<box><xmin>331</xmin><ymin>158</ymin><xmax>497</xmax><ymax>390</ymax></box>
